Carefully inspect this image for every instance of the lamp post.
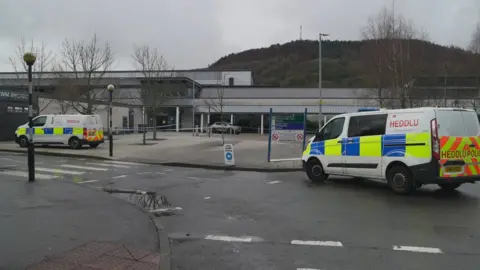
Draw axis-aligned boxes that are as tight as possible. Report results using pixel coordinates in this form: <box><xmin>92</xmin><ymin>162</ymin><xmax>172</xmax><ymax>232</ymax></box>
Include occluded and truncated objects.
<box><xmin>23</xmin><ymin>52</ymin><xmax>36</xmax><ymax>182</ymax></box>
<box><xmin>318</xmin><ymin>33</ymin><xmax>329</xmax><ymax>129</ymax></box>
<box><xmin>107</xmin><ymin>84</ymin><xmax>114</xmax><ymax>157</ymax></box>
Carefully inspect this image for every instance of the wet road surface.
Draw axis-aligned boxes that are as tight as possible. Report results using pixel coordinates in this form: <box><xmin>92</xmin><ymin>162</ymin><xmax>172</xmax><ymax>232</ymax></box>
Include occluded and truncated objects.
<box><xmin>3</xmin><ymin>152</ymin><xmax>480</xmax><ymax>269</ymax></box>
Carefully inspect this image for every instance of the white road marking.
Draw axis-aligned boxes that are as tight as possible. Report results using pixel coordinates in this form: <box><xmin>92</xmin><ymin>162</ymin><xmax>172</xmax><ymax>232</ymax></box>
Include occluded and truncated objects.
<box><xmin>267</xmin><ymin>180</ymin><xmax>282</xmax><ymax>184</ymax></box>
<box><xmin>103</xmin><ymin>160</ymin><xmax>145</xmax><ymax>166</ymax></box>
<box><xmin>188</xmin><ymin>177</ymin><xmax>200</xmax><ymax>180</ymax></box>
<box><xmin>112</xmin><ymin>175</ymin><xmax>127</xmax><ymax>179</ymax></box>
<box><xmin>204</xmin><ymin>197</ymin><xmax>211</xmax><ymax>200</ymax></box>
<box><xmin>204</xmin><ymin>235</ymin><xmax>261</xmax><ymax>243</ymax></box>
<box><xmin>149</xmin><ymin>207</ymin><xmax>183</xmax><ymax>213</ymax></box>
<box><xmin>56</xmin><ymin>160</ymin><xmax>67</xmax><ymax>163</ymax></box>
<box><xmin>297</xmin><ymin>268</ymin><xmax>322</xmax><ymax>270</ymax></box>
<box><xmin>60</xmin><ymin>164</ymin><xmax>108</xmax><ymax>171</ymax></box>
<box><xmin>2</xmin><ymin>158</ymin><xmax>25</xmax><ymax>163</ymax></box>
<box><xmin>393</xmin><ymin>245</ymin><xmax>443</xmax><ymax>254</ymax></box>
<box><xmin>156</xmin><ymin>172</ymin><xmax>166</xmax><ymax>175</ymax></box>
<box><xmin>36</xmin><ymin>167</ymin><xmax>85</xmax><ymax>175</ymax></box>
<box><xmin>77</xmin><ymin>158</ymin><xmax>86</xmax><ymax>161</ymax></box>
<box><xmin>0</xmin><ymin>165</ymin><xmax>17</xmax><ymax>169</ymax></box>
<box><xmin>164</xmin><ymin>169</ymin><xmax>173</xmax><ymax>172</ymax></box>
<box><xmin>0</xmin><ymin>170</ymin><xmax>59</xmax><ymax>180</ymax></box>
<box><xmin>137</xmin><ymin>172</ymin><xmax>152</xmax><ymax>175</ymax></box>
<box><xmin>291</xmin><ymin>240</ymin><xmax>343</xmax><ymax>247</ymax></box>
<box><xmin>87</xmin><ymin>162</ymin><xmax>131</xmax><ymax>168</ymax></box>
<box><xmin>79</xmin><ymin>180</ymin><xmax>99</xmax><ymax>184</ymax></box>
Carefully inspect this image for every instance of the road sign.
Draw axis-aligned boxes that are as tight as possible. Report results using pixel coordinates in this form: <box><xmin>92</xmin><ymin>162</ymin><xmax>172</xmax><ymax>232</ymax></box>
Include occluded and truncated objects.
<box><xmin>271</xmin><ymin>114</ymin><xmax>305</xmax><ymax>142</ymax></box>
<box><xmin>296</xmin><ymin>133</ymin><xmax>304</xmax><ymax>141</ymax></box>
<box><xmin>224</xmin><ymin>144</ymin><xmax>235</xmax><ymax>166</ymax></box>
<box><xmin>272</xmin><ymin>133</ymin><xmax>279</xmax><ymax>141</ymax></box>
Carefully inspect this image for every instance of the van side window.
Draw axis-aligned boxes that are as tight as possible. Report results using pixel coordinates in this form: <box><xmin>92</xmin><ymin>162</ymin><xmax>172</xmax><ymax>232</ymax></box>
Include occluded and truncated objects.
<box><xmin>315</xmin><ymin>117</ymin><xmax>345</xmax><ymax>141</ymax></box>
<box><xmin>348</xmin><ymin>114</ymin><xmax>387</xmax><ymax>137</ymax></box>
<box><xmin>32</xmin><ymin>116</ymin><xmax>47</xmax><ymax>127</ymax></box>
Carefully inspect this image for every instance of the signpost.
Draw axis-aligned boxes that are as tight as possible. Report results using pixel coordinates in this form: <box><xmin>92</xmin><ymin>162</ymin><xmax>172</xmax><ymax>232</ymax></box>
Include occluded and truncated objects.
<box><xmin>224</xmin><ymin>144</ymin><xmax>235</xmax><ymax>166</ymax></box>
<box><xmin>267</xmin><ymin>108</ymin><xmax>307</xmax><ymax>162</ymax></box>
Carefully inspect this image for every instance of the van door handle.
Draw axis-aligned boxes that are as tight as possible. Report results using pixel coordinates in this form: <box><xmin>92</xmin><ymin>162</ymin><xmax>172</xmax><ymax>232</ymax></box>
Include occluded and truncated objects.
<box><xmin>337</xmin><ymin>140</ymin><xmax>342</xmax><ymax>143</ymax></box>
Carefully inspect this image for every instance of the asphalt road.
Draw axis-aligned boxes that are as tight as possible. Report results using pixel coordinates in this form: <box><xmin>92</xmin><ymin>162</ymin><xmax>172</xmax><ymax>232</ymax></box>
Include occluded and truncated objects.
<box><xmin>3</xmin><ymin>152</ymin><xmax>480</xmax><ymax>269</ymax></box>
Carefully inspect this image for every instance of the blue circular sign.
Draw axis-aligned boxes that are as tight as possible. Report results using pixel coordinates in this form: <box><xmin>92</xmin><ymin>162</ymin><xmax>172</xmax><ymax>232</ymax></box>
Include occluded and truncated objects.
<box><xmin>225</xmin><ymin>152</ymin><xmax>233</xmax><ymax>160</ymax></box>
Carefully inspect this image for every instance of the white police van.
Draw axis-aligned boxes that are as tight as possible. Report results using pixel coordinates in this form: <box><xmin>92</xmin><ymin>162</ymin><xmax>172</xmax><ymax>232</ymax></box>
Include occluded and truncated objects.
<box><xmin>302</xmin><ymin>107</ymin><xmax>480</xmax><ymax>194</ymax></box>
<box><xmin>15</xmin><ymin>114</ymin><xmax>104</xmax><ymax>149</ymax></box>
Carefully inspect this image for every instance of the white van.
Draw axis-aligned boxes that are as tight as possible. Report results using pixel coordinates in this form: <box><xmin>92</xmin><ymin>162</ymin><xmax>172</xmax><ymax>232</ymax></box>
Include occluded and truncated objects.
<box><xmin>15</xmin><ymin>114</ymin><xmax>104</xmax><ymax>149</ymax></box>
<box><xmin>302</xmin><ymin>107</ymin><xmax>480</xmax><ymax>194</ymax></box>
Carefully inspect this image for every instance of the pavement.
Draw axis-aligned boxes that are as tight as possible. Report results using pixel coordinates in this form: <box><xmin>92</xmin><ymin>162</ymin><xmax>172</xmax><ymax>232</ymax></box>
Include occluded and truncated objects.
<box><xmin>4</xmin><ymin>151</ymin><xmax>480</xmax><ymax>269</ymax></box>
<box><xmin>0</xmin><ymin>132</ymin><xmax>306</xmax><ymax>172</ymax></box>
<box><xmin>0</xmin><ymin>152</ymin><xmax>165</xmax><ymax>270</ymax></box>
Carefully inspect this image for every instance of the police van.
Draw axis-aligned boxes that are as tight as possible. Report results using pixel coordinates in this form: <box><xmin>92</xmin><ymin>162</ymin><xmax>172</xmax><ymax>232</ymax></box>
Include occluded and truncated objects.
<box><xmin>302</xmin><ymin>107</ymin><xmax>480</xmax><ymax>194</ymax></box>
<box><xmin>15</xmin><ymin>114</ymin><xmax>104</xmax><ymax>149</ymax></box>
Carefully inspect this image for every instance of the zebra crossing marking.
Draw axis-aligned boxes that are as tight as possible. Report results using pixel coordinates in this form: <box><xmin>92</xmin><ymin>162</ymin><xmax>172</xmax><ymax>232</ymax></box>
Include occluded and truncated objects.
<box><xmin>59</xmin><ymin>164</ymin><xmax>109</xmax><ymax>171</ymax></box>
<box><xmin>0</xmin><ymin>170</ymin><xmax>60</xmax><ymax>180</ymax></box>
<box><xmin>103</xmin><ymin>160</ymin><xmax>145</xmax><ymax>166</ymax></box>
<box><xmin>86</xmin><ymin>162</ymin><xmax>131</xmax><ymax>168</ymax></box>
<box><xmin>35</xmin><ymin>167</ymin><xmax>86</xmax><ymax>175</ymax></box>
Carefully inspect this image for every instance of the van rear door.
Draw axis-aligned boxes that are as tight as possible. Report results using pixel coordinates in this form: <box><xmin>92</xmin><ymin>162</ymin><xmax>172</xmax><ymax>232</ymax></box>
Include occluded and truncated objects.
<box><xmin>436</xmin><ymin>109</ymin><xmax>480</xmax><ymax>178</ymax></box>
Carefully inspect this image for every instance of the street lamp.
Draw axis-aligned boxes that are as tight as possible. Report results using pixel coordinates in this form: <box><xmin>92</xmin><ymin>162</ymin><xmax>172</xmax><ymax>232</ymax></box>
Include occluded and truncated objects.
<box><xmin>23</xmin><ymin>52</ymin><xmax>36</xmax><ymax>182</ymax></box>
<box><xmin>318</xmin><ymin>33</ymin><xmax>329</xmax><ymax>129</ymax></box>
<box><xmin>107</xmin><ymin>84</ymin><xmax>114</xmax><ymax>157</ymax></box>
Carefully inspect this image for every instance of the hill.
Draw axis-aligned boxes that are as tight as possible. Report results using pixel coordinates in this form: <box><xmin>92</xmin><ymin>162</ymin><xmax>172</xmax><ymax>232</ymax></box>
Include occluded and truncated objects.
<box><xmin>207</xmin><ymin>40</ymin><xmax>478</xmax><ymax>88</ymax></box>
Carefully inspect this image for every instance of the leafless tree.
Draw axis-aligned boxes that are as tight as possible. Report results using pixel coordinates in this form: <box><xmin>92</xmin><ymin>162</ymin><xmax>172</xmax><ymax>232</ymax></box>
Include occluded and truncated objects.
<box><xmin>205</xmin><ymin>75</ymin><xmax>227</xmax><ymax>145</ymax></box>
<box><xmin>361</xmin><ymin>6</ymin><xmax>428</xmax><ymax>108</ymax></box>
<box><xmin>132</xmin><ymin>44</ymin><xmax>174</xmax><ymax>142</ymax></box>
<box><xmin>53</xmin><ymin>33</ymin><xmax>114</xmax><ymax>114</ymax></box>
<box><xmin>8</xmin><ymin>37</ymin><xmax>55</xmax><ymax>113</ymax></box>
<box><xmin>469</xmin><ymin>22</ymin><xmax>480</xmax><ymax>54</ymax></box>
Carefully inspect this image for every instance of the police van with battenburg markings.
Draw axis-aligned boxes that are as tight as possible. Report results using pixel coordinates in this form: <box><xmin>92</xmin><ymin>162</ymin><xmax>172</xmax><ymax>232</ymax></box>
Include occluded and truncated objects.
<box><xmin>302</xmin><ymin>107</ymin><xmax>480</xmax><ymax>194</ymax></box>
<box><xmin>15</xmin><ymin>114</ymin><xmax>104</xmax><ymax>149</ymax></box>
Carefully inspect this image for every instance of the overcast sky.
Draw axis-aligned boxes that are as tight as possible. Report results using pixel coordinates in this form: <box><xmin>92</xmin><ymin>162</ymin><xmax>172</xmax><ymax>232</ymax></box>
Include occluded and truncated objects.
<box><xmin>1</xmin><ymin>0</ymin><xmax>479</xmax><ymax>72</ymax></box>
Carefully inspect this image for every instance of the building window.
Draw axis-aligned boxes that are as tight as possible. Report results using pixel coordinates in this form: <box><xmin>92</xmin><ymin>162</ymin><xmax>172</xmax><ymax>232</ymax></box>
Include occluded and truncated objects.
<box><xmin>228</xmin><ymin>77</ymin><xmax>234</xmax><ymax>86</ymax></box>
<box><xmin>14</xmin><ymin>107</ymin><xmax>23</xmax><ymax>113</ymax></box>
<box><xmin>7</xmin><ymin>106</ymin><xmax>13</xmax><ymax>113</ymax></box>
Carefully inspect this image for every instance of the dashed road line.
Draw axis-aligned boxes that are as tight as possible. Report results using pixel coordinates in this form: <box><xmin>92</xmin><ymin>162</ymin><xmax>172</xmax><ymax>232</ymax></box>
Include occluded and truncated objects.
<box><xmin>204</xmin><ymin>197</ymin><xmax>211</xmax><ymax>200</ymax></box>
<box><xmin>112</xmin><ymin>175</ymin><xmax>127</xmax><ymax>179</ymax></box>
<box><xmin>204</xmin><ymin>235</ymin><xmax>263</xmax><ymax>243</ymax></box>
<box><xmin>267</xmin><ymin>180</ymin><xmax>282</xmax><ymax>184</ymax></box>
<box><xmin>137</xmin><ymin>172</ymin><xmax>152</xmax><ymax>175</ymax></box>
<box><xmin>297</xmin><ymin>268</ymin><xmax>322</xmax><ymax>270</ymax></box>
<box><xmin>393</xmin><ymin>245</ymin><xmax>443</xmax><ymax>254</ymax></box>
<box><xmin>291</xmin><ymin>240</ymin><xmax>343</xmax><ymax>247</ymax></box>
<box><xmin>188</xmin><ymin>176</ymin><xmax>200</xmax><ymax>180</ymax></box>
<box><xmin>164</xmin><ymin>169</ymin><xmax>173</xmax><ymax>172</ymax></box>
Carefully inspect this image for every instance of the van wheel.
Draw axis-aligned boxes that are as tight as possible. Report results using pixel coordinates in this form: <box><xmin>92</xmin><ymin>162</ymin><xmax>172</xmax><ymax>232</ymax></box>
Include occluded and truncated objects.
<box><xmin>68</xmin><ymin>137</ymin><xmax>82</xmax><ymax>149</ymax></box>
<box><xmin>438</xmin><ymin>183</ymin><xmax>461</xmax><ymax>191</ymax></box>
<box><xmin>387</xmin><ymin>165</ymin><xmax>415</xmax><ymax>195</ymax></box>
<box><xmin>18</xmin><ymin>136</ymin><xmax>28</xmax><ymax>147</ymax></box>
<box><xmin>306</xmin><ymin>158</ymin><xmax>329</xmax><ymax>183</ymax></box>
<box><xmin>89</xmin><ymin>143</ymin><xmax>99</xmax><ymax>148</ymax></box>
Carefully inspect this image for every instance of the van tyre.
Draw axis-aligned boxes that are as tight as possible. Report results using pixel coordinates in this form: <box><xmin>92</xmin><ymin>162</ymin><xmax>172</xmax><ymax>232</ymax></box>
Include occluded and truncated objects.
<box><xmin>306</xmin><ymin>158</ymin><xmax>328</xmax><ymax>183</ymax></box>
<box><xmin>387</xmin><ymin>165</ymin><xmax>415</xmax><ymax>195</ymax></box>
<box><xmin>18</xmin><ymin>136</ymin><xmax>28</xmax><ymax>148</ymax></box>
<box><xmin>68</xmin><ymin>137</ymin><xmax>82</xmax><ymax>149</ymax></box>
<box><xmin>438</xmin><ymin>183</ymin><xmax>461</xmax><ymax>191</ymax></box>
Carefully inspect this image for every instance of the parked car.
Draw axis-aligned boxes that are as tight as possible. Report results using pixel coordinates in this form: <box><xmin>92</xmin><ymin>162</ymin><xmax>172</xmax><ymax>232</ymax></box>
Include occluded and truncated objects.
<box><xmin>210</xmin><ymin>122</ymin><xmax>241</xmax><ymax>134</ymax></box>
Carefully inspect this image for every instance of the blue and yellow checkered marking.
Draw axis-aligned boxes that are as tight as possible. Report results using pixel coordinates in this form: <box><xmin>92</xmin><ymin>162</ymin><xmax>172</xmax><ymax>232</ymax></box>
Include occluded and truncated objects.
<box><xmin>308</xmin><ymin>133</ymin><xmax>430</xmax><ymax>158</ymax></box>
<box><xmin>16</xmin><ymin>127</ymin><xmax>82</xmax><ymax>136</ymax></box>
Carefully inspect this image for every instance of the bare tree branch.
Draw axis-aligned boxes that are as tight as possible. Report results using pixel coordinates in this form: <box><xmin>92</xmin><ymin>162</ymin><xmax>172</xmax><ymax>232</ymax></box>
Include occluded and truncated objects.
<box><xmin>8</xmin><ymin>37</ymin><xmax>56</xmax><ymax>114</ymax></box>
<box><xmin>361</xmin><ymin>6</ymin><xmax>427</xmax><ymax>108</ymax></box>
<box><xmin>132</xmin><ymin>44</ymin><xmax>174</xmax><ymax>141</ymax></box>
<box><xmin>53</xmin><ymin>33</ymin><xmax>114</xmax><ymax>114</ymax></box>
<box><xmin>204</xmin><ymin>73</ymin><xmax>227</xmax><ymax>145</ymax></box>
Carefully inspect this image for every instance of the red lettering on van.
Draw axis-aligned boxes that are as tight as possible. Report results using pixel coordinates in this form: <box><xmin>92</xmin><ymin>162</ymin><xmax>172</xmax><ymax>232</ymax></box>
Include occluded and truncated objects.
<box><xmin>389</xmin><ymin>119</ymin><xmax>419</xmax><ymax>128</ymax></box>
<box><xmin>67</xmin><ymin>120</ymin><xmax>80</xmax><ymax>124</ymax></box>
